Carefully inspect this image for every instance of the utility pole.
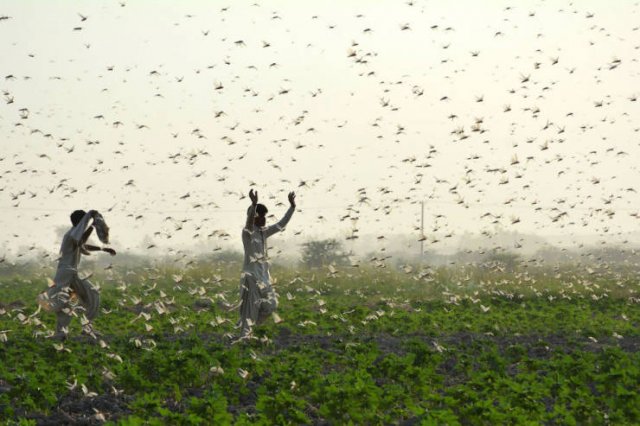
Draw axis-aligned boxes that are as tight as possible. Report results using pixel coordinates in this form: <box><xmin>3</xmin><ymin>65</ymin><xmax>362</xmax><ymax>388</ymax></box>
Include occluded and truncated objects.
<box><xmin>420</xmin><ymin>200</ymin><xmax>424</xmax><ymax>259</ymax></box>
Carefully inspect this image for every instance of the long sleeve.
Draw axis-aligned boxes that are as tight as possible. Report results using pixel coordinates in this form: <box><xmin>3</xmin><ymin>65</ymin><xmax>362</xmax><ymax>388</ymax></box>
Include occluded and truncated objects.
<box><xmin>69</xmin><ymin>212</ymin><xmax>93</xmax><ymax>243</ymax></box>
<box><xmin>264</xmin><ymin>205</ymin><xmax>295</xmax><ymax>238</ymax></box>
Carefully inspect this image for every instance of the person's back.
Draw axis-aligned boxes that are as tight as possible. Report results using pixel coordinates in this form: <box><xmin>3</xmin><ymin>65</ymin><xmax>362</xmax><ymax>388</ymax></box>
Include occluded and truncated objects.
<box><xmin>43</xmin><ymin>209</ymin><xmax>115</xmax><ymax>339</ymax></box>
<box><xmin>54</xmin><ymin>230</ymin><xmax>82</xmax><ymax>285</ymax></box>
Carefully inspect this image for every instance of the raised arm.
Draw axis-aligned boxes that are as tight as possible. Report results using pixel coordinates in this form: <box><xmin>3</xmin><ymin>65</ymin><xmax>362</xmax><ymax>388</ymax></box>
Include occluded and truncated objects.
<box><xmin>83</xmin><ymin>244</ymin><xmax>117</xmax><ymax>256</ymax></box>
<box><xmin>245</xmin><ymin>189</ymin><xmax>258</xmax><ymax>232</ymax></box>
<box><xmin>69</xmin><ymin>210</ymin><xmax>96</xmax><ymax>243</ymax></box>
<box><xmin>264</xmin><ymin>191</ymin><xmax>296</xmax><ymax>238</ymax></box>
<box><xmin>77</xmin><ymin>219</ymin><xmax>116</xmax><ymax>255</ymax></box>
<box><xmin>81</xmin><ymin>225</ymin><xmax>94</xmax><ymax>245</ymax></box>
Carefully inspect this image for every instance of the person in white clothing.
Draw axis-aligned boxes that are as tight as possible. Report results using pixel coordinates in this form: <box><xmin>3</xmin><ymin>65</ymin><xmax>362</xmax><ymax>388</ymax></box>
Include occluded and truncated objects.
<box><xmin>238</xmin><ymin>189</ymin><xmax>296</xmax><ymax>338</ymax></box>
<box><xmin>43</xmin><ymin>210</ymin><xmax>115</xmax><ymax>339</ymax></box>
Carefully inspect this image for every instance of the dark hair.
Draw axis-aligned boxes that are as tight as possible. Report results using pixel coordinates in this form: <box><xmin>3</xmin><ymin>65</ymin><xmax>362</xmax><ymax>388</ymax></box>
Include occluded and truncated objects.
<box><xmin>256</xmin><ymin>204</ymin><xmax>268</xmax><ymax>217</ymax></box>
<box><xmin>70</xmin><ymin>210</ymin><xmax>86</xmax><ymax>226</ymax></box>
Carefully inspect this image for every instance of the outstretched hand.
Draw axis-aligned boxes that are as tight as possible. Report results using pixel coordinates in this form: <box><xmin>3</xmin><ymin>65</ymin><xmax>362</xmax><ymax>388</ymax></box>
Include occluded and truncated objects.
<box><xmin>288</xmin><ymin>191</ymin><xmax>296</xmax><ymax>208</ymax></box>
<box><xmin>103</xmin><ymin>248</ymin><xmax>117</xmax><ymax>256</ymax></box>
<box><xmin>249</xmin><ymin>189</ymin><xmax>258</xmax><ymax>205</ymax></box>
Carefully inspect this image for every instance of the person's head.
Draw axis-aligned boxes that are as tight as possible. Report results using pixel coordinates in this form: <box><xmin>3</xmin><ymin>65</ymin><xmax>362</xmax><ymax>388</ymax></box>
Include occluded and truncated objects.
<box><xmin>70</xmin><ymin>210</ymin><xmax>86</xmax><ymax>226</ymax></box>
<box><xmin>255</xmin><ymin>204</ymin><xmax>268</xmax><ymax>227</ymax></box>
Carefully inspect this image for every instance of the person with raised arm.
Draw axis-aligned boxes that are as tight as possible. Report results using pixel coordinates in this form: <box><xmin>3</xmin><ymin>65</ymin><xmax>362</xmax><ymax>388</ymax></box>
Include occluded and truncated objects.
<box><xmin>41</xmin><ymin>209</ymin><xmax>115</xmax><ymax>339</ymax></box>
<box><xmin>238</xmin><ymin>189</ymin><xmax>296</xmax><ymax>339</ymax></box>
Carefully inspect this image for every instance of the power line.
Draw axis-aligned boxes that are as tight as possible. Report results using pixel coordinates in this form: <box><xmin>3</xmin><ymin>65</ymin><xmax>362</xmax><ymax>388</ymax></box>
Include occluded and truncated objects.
<box><xmin>0</xmin><ymin>204</ymin><xmax>350</xmax><ymax>215</ymax></box>
<box><xmin>0</xmin><ymin>198</ymin><xmax>638</xmax><ymax>216</ymax></box>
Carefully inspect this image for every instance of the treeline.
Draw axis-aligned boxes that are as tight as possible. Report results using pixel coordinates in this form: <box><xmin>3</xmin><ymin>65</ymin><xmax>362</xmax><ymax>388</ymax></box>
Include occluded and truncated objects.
<box><xmin>1</xmin><ymin>239</ymin><xmax>639</xmax><ymax>277</ymax></box>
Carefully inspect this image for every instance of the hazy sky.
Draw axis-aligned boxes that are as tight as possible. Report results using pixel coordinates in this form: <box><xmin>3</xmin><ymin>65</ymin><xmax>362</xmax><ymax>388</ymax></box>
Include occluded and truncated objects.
<box><xmin>1</xmin><ymin>0</ymin><xmax>639</xmax><ymax>259</ymax></box>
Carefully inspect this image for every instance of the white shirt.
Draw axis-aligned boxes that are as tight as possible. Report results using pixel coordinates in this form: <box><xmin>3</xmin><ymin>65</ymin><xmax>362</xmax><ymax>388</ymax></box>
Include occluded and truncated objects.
<box><xmin>54</xmin><ymin>212</ymin><xmax>92</xmax><ymax>286</ymax></box>
<box><xmin>241</xmin><ymin>204</ymin><xmax>294</xmax><ymax>285</ymax></box>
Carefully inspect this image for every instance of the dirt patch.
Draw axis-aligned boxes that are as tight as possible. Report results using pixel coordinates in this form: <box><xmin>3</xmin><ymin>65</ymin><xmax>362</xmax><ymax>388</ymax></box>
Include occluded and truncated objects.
<box><xmin>273</xmin><ymin>328</ymin><xmax>342</xmax><ymax>353</ymax></box>
<box><xmin>66</xmin><ymin>329</ymin><xmax>640</xmax><ymax>357</ymax></box>
<box><xmin>271</xmin><ymin>331</ymin><xmax>640</xmax><ymax>359</ymax></box>
<box><xmin>440</xmin><ymin>332</ymin><xmax>640</xmax><ymax>357</ymax></box>
<box><xmin>22</xmin><ymin>392</ymin><xmax>132</xmax><ymax>426</ymax></box>
<box><xmin>0</xmin><ymin>300</ymin><xmax>26</xmax><ymax>310</ymax></box>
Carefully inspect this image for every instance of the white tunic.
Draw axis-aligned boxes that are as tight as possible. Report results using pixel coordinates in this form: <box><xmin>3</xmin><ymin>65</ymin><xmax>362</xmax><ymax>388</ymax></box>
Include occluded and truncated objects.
<box><xmin>238</xmin><ymin>203</ymin><xmax>294</xmax><ymax>336</ymax></box>
<box><xmin>241</xmin><ymin>204</ymin><xmax>295</xmax><ymax>285</ymax></box>
<box><xmin>54</xmin><ymin>211</ymin><xmax>93</xmax><ymax>286</ymax></box>
<box><xmin>44</xmin><ymin>211</ymin><xmax>100</xmax><ymax>321</ymax></box>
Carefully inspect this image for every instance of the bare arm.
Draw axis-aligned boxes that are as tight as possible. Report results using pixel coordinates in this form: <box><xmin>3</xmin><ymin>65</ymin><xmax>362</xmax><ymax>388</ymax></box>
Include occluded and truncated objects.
<box><xmin>83</xmin><ymin>244</ymin><xmax>117</xmax><ymax>256</ymax></box>
<box><xmin>245</xmin><ymin>189</ymin><xmax>258</xmax><ymax>231</ymax></box>
<box><xmin>264</xmin><ymin>192</ymin><xmax>296</xmax><ymax>238</ymax></box>
<box><xmin>81</xmin><ymin>226</ymin><xmax>94</xmax><ymax>245</ymax></box>
<box><xmin>69</xmin><ymin>210</ymin><xmax>96</xmax><ymax>243</ymax></box>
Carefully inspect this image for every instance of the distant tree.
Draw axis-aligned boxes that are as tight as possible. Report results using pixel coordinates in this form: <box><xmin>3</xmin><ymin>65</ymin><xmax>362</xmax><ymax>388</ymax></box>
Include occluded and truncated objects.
<box><xmin>208</xmin><ymin>250</ymin><xmax>243</xmax><ymax>264</ymax></box>
<box><xmin>301</xmin><ymin>239</ymin><xmax>349</xmax><ymax>268</ymax></box>
<box><xmin>484</xmin><ymin>250</ymin><xmax>521</xmax><ymax>272</ymax></box>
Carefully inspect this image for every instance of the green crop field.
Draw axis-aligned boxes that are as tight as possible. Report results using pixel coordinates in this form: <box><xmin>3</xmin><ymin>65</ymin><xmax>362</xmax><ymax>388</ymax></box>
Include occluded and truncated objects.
<box><xmin>1</xmin><ymin>260</ymin><xmax>639</xmax><ymax>425</ymax></box>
